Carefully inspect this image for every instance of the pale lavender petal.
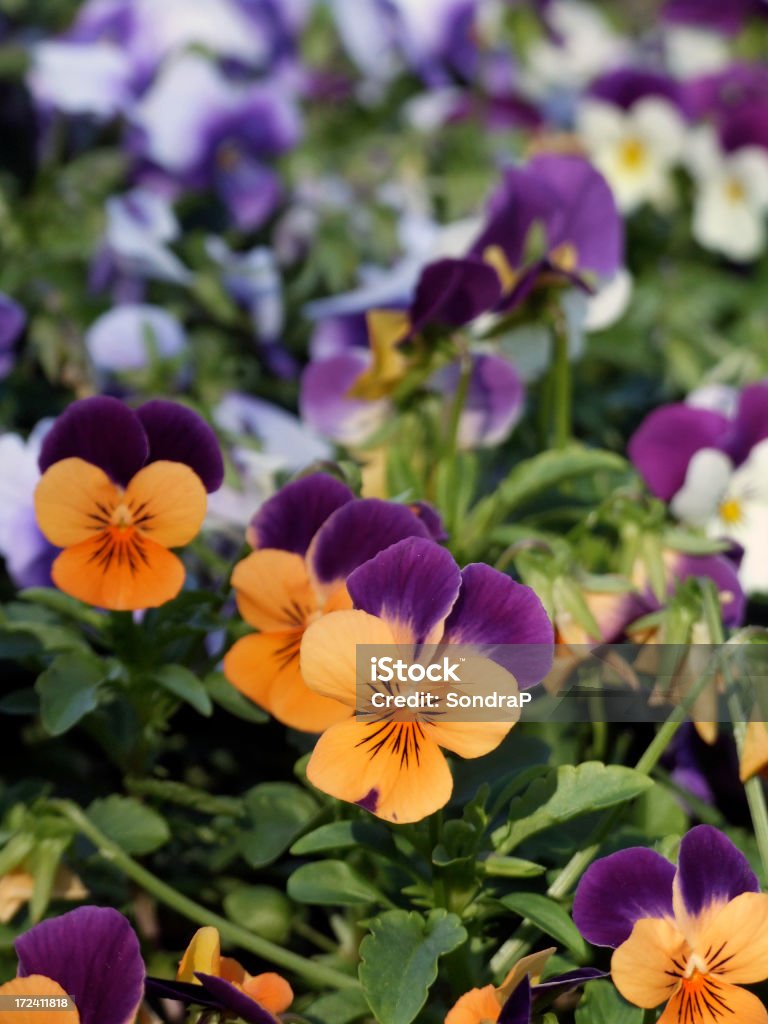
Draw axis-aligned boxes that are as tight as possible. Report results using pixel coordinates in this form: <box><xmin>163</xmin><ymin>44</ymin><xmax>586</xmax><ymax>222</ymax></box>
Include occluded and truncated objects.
<box><xmin>38</xmin><ymin>396</ymin><xmax>149</xmax><ymax>487</ymax></box>
<box><xmin>300</xmin><ymin>351</ymin><xmax>387</xmax><ymax>446</ymax></box>
<box><xmin>0</xmin><ymin>294</ymin><xmax>26</xmax><ymax>348</ymax></box>
<box><xmin>628</xmin><ymin>404</ymin><xmax>730</xmax><ymax>500</ymax></box>
<box><xmin>137</xmin><ymin>400</ymin><xmax>224</xmax><ymax>492</ymax></box>
<box><xmin>16</xmin><ymin>906</ymin><xmax>144</xmax><ymax>1024</ymax></box>
<box><xmin>347</xmin><ymin>536</ymin><xmax>461</xmax><ymax>644</ymax></box>
<box><xmin>572</xmin><ymin>847</ymin><xmax>675</xmax><ymax>948</ymax></box>
<box><xmin>216</xmin><ymin>161</ymin><xmax>282</xmax><ymax>232</ymax></box>
<box><xmin>250</xmin><ymin>472</ymin><xmax>354</xmax><ymax>555</ymax></box>
<box><xmin>441</xmin><ymin>563</ymin><xmax>553</xmax><ymax>687</ymax></box>
<box><xmin>430</xmin><ymin>354</ymin><xmax>525</xmax><ymax>449</ymax></box>
<box><xmin>675</xmin><ymin>825</ymin><xmax>758</xmax><ymax>920</ymax></box>
<box><xmin>85</xmin><ymin>304</ymin><xmax>187</xmax><ymax>372</ymax></box>
<box><xmin>310</xmin><ymin>498</ymin><xmax>430</xmax><ymax>588</ymax></box>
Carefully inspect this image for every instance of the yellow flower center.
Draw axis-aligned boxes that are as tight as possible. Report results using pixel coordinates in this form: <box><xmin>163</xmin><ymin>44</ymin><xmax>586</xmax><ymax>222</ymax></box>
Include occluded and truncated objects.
<box><xmin>618</xmin><ymin>137</ymin><xmax>647</xmax><ymax>172</ymax></box>
<box><xmin>110</xmin><ymin>502</ymin><xmax>134</xmax><ymax>530</ymax></box>
<box><xmin>483</xmin><ymin>244</ymin><xmax>518</xmax><ymax>292</ymax></box>
<box><xmin>719</xmin><ymin>498</ymin><xmax>743</xmax><ymax>525</ymax></box>
<box><xmin>549</xmin><ymin>241</ymin><xmax>579</xmax><ymax>273</ymax></box>
<box><xmin>725</xmin><ymin>178</ymin><xmax>746</xmax><ymax>203</ymax></box>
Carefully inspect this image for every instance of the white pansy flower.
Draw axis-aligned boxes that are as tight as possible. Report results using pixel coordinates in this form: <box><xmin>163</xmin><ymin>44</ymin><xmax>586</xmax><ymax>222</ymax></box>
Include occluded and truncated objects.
<box><xmin>671</xmin><ymin>440</ymin><xmax>768</xmax><ymax>594</ymax></box>
<box><xmin>687</xmin><ymin>127</ymin><xmax>768</xmax><ymax>262</ymax></box>
<box><xmin>577</xmin><ymin>97</ymin><xmax>687</xmax><ymax>212</ymax></box>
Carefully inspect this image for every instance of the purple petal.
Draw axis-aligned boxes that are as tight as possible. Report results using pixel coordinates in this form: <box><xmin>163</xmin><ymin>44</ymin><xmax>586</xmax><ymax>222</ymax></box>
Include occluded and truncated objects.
<box><xmin>309</xmin><ymin>314</ymin><xmax>369</xmax><ymax>360</ymax></box>
<box><xmin>720</xmin><ymin>99</ymin><xmax>768</xmax><ymax>153</ymax></box>
<box><xmin>572</xmin><ymin>848</ymin><xmax>675</xmax><ymax>948</ymax></box>
<box><xmin>15</xmin><ymin>906</ymin><xmax>144</xmax><ymax>1024</ymax></box>
<box><xmin>588</xmin><ymin>68</ymin><xmax>686</xmax><ymax>111</ymax></box>
<box><xmin>663</xmin><ymin>0</ymin><xmax>757</xmax><ymax>34</ymax></box>
<box><xmin>531</xmin><ymin>155</ymin><xmax>623</xmax><ymax>277</ymax></box>
<box><xmin>347</xmin><ymin>537</ymin><xmax>461</xmax><ymax>644</ymax></box>
<box><xmin>38</xmin><ymin>396</ymin><xmax>149</xmax><ymax>486</ymax></box>
<box><xmin>675</xmin><ymin>825</ymin><xmax>758</xmax><ymax>921</ymax></box>
<box><xmin>249</xmin><ymin>472</ymin><xmax>354</xmax><ymax>555</ymax></box>
<box><xmin>196</xmin><ymin>973</ymin><xmax>279</xmax><ymax>1024</ymax></box>
<box><xmin>310</xmin><ymin>499</ymin><xmax>431</xmax><ymax>589</ymax></box>
<box><xmin>727</xmin><ymin>381</ymin><xmax>768</xmax><ymax>464</ymax></box>
<box><xmin>628</xmin><ymin>404</ymin><xmax>730</xmax><ymax>500</ymax></box>
<box><xmin>499</xmin><ymin>977</ymin><xmax>532</xmax><ymax>1024</ymax></box>
<box><xmin>410</xmin><ymin>258</ymin><xmax>502</xmax><ymax>332</ymax></box>
<box><xmin>300</xmin><ymin>352</ymin><xmax>386</xmax><ymax>446</ymax></box>
<box><xmin>533</xmin><ymin>968</ymin><xmax>607</xmax><ymax>994</ymax></box>
<box><xmin>137</xmin><ymin>400</ymin><xmax>224</xmax><ymax>492</ymax></box>
<box><xmin>430</xmin><ymin>354</ymin><xmax>525</xmax><ymax>449</ymax></box>
<box><xmin>408</xmin><ymin>502</ymin><xmax>448</xmax><ymax>542</ymax></box>
<box><xmin>441</xmin><ymin>564</ymin><xmax>554</xmax><ymax>687</ymax></box>
<box><xmin>470</xmin><ymin>167</ymin><xmax>556</xmax><ymax>269</ymax></box>
<box><xmin>145</xmin><ymin>977</ymin><xmax>221</xmax><ymax>1009</ymax></box>
<box><xmin>664</xmin><ymin>552</ymin><xmax>745</xmax><ymax>628</ymax></box>
<box><xmin>0</xmin><ymin>294</ymin><xmax>26</xmax><ymax>348</ymax></box>
<box><xmin>216</xmin><ymin>160</ymin><xmax>282</xmax><ymax>233</ymax></box>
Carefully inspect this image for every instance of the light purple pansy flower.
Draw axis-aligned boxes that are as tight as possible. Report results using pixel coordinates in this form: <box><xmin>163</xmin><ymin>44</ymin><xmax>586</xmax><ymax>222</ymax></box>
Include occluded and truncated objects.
<box><xmin>39</xmin><ymin>396</ymin><xmax>224</xmax><ymax>493</ymax></box>
<box><xmin>628</xmin><ymin>382</ymin><xmax>768</xmax><ymax>501</ymax></box>
<box><xmin>300</xmin><ymin>348</ymin><xmax>391</xmax><ymax>446</ymax></box>
<box><xmin>0</xmin><ymin>426</ymin><xmax>56</xmax><ymax>589</ymax></box>
<box><xmin>429</xmin><ymin>353</ymin><xmax>525</xmax><ymax>449</ymax></box>
<box><xmin>573</xmin><ymin>825</ymin><xmax>759</xmax><ymax>950</ymax></box>
<box><xmin>0</xmin><ymin>294</ymin><xmax>26</xmax><ymax>378</ymax></box>
<box><xmin>14</xmin><ymin>906</ymin><xmax>145</xmax><ymax>1024</ymax></box>
<box><xmin>85</xmin><ymin>304</ymin><xmax>187</xmax><ymax>378</ymax></box>
<box><xmin>468</xmin><ymin>154</ymin><xmax>624</xmax><ymax>311</ymax></box>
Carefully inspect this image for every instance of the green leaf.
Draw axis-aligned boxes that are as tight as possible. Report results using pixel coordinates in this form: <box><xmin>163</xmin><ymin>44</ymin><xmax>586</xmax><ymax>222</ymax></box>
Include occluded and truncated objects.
<box><xmin>305</xmin><ymin>987</ymin><xmax>372</xmax><ymax>1024</ymax></box>
<box><xmin>155</xmin><ymin>665</ymin><xmax>212</xmax><ymax>717</ymax></box>
<box><xmin>494</xmin><ymin>762</ymin><xmax>653</xmax><ymax>852</ymax></box>
<box><xmin>223</xmin><ymin>885</ymin><xmax>292</xmax><ymax>944</ymax></box>
<box><xmin>20</xmin><ymin>589</ymin><xmax>104</xmax><ymax>627</ymax></box>
<box><xmin>480</xmin><ymin>855</ymin><xmax>546</xmax><ymax>878</ymax></box>
<box><xmin>28</xmin><ymin>836</ymin><xmax>69</xmax><ymax>923</ymax></box>
<box><xmin>499</xmin><ymin>893</ymin><xmax>588</xmax><ymax>959</ymax></box>
<box><xmin>239</xmin><ymin>783</ymin><xmax>319</xmax><ymax>868</ymax></box>
<box><xmin>291</xmin><ymin>820</ymin><xmax>394</xmax><ymax>856</ymax></box>
<box><xmin>86</xmin><ymin>796</ymin><xmax>170</xmax><ymax>855</ymax></box>
<box><xmin>205</xmin><ymin>671</ymin><xmax>268</xmax><ymax>723</ymax></box>
<box><xmin>36</xmin><ymin>653</ymin><xmax>105</xmax><ymax>735</ymax></box>
<box><xmin>288</xmin><ymin>860</ymin><xmax>385</xmax><ymax>906</ymax></box>
<box><xmin>575</xmin><ymin>980</ymin><xmax>644</xmax><ymax>1024</ymax></box>
<box><xmin>359</xmin><ymin>909</ymin><xmax>467</xmax><ymax>1024</ymax></box>
<box><xmin>466</xmin><ymin>448</ymin><xmax>628</xmax><ymax>548</ymax></box>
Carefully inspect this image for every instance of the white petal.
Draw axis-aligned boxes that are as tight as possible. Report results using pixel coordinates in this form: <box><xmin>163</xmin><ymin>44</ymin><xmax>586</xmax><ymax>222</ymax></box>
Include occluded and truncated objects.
<box><xmin>671</xmin><ymin>447</ymin><xmax>733</xmax><ymax>525</ymax></box>
<box><xmin>29</xmin><ymin>42</ymin><xmax>131</xmax><ymax>118</ymax></box>
<box><xmin>693</xmin><ymin>179</ymin><xmax>765</xmax><ymax>261</ymax></box>
<box><xmin>728</xmin><ymin>147</ymin><xmax>768</xmax><ymax>208</ymax></box>
<box><xmin>576</xmin><ymin>99</ymin><xmax>626</xmax><ymax>150</ymax></box>
<box><xmin>686</xmin><ymin>384</ymin><xmax>739</xmax><ymax>417</ymax></box>
<box><xmin>631</xmin><ymin>97</ymin><xmax>687</xmax><ymax>163</ymax></box>
<box><xmin>685</xmin><ymin>124</ymin><xmax>723</xmax><ymax>180</ymax></box>
<box><xmin>585</xmin><ymin>268</ymin><xmax>632</xmax><ymax>331</ymax></box>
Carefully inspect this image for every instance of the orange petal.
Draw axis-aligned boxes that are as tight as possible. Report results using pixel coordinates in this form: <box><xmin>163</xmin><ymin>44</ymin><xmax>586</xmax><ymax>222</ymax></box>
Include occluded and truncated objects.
<box><xmin>34</xmin><ymin>458</ymin><xmax>119</xmax><ymax>547</ymax></box>
<box><xmin>178</xmin><ymin>927</ymin><xmax>221</xmax><ymax>982</ymax></box>
<box><xmin>697</xmin><ymin>892</ymin><xmax>768</xmax><ymax>984</ymax></box>
<box><xmin>219</xmin><ymin>957</ymin><xmax>247</xmax><ymax>985</ymax></box>
<box><xmin>445</xmin><ymin>985</ymin><xmax>501</xmax><ymax>1024</ymax></box>
<box><xmin>657</xmin><ymin>978</ymin><xmax>768</xmax><ymax>1024</ymax></box>
<box><xmin>430</xmin><ymin>719</ymin><xmax>513</xmax><ymax>759</ymax></box>
<box><xmin>0</xmin><ymin>975</ymin><xmax>80</xmax><ymax>1023</ymax></box>
<box><xmin>52</xmin><ymin>532</ymin><xmax>185</xmax><ymax>611</ymax></box>
<box><xmin>241</xmin><ymin>973</ymin><xmax>293</xmax><ymax>1013</ymax></box>
<box><xmin>231</xmin><ymin>550</ymin><xmax>318</xmax><ymax>632</ymax></box>
<box><xmin>0</xmin><ymin>870</ymin><xmax>35</xmax><ymax>924</ymax></box>
<box><xmin>124</xmin><ymin>461</ymin><xmax>207</xmax><ymax>547</ymax></box>
<box><xmin>300</xmin><ymin>610</ymin><xmax>396</xmax><ymax>708</ymax></box>
<box><xmin>740</xmin><ymin>720</ymin><xmax>768</xmax><ymax>782</ymax></box>
<box><xmin>611</xmin><ymin>917</ymin><xmax>689</xmax><ymax>1008</ymax></box>
<box><xmin>223</xmin><ymin>631</ymin><xmax>347</xmax><ymax>733</ymax></box>
<box><xmin>306</xmin><ymin>718</ymin><xmax>453</xmax><ymax>824</ymax></box>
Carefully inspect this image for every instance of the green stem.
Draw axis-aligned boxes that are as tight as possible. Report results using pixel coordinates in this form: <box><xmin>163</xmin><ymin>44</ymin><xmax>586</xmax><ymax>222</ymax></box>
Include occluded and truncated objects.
<box><xmin>551</xmin><ymin>313</ymin><xmax>571</xmax><ymax>450</ymax></box>
<box><xmin>51</xmin><ymin>800</ymin><xmax>360</xmax><ymax>992</ymax></box>
<box><xmin>443</xmin><ymin>350</ymin><xmax>472</xmax><ymax>464</ymax></box>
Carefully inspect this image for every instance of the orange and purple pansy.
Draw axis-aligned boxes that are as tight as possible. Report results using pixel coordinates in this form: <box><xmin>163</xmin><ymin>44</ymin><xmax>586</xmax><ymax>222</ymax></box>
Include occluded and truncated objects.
<box><xmin>573</xmin><ymin>825</ymin><xmax>768</xmax><ymax>1023</ymax></box>
<box><xmin>33</xmin><ymin>396</ymin><xmax>223</xmax><ymax>611</ymax></box>
<box><xmin>223</xmin><ymin>473</ymin><xmax>445</xmax><ymax>732</ymax></box>
<box><xmin>0</xmin><ymin>905</ymin><xmax>145</xmax><ymax>1024</ymax></box>
<box><xmin>299</xmin><ymin>536</ymin><xmax>553</xmax><ymax>823</ymax></box>
<box><xmin>146</xmin><ymin>926</ymin><xmax>293</xmax><ymax>1024</ymax></box>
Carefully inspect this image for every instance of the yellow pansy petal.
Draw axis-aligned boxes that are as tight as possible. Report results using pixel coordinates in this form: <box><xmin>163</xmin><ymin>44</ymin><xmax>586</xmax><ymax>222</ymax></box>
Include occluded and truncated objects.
<box><xmin>300</xmin><ymin>610</ymin><xmax>396</xmax><ymax>708</ymax></box>
<box><xmin>445</xmin><ymin>984</ymin><xmax>501</xmax><ymax>1024</ymax></box>
<box><xmin>697</xmin><ymin>892</ymin><xmax>768</xmax><ymax>985</ymax></box>
<box><xmin>657</xmin><ymin>978</ymin><xmax>768</xmax><ymax>1024</ymax></box>
<box><xmin>306</xmin><ymin>718</ymin><xmax>453</xmax><ymax>824</ymax></box>
<box><xmin>34</xmin><ymin>458</ymin><xmax>119</xmax><ymax>547</ymax></box>
<box><xmin>611</xmin><ymin>917</ymin><xmax>689</xmax><ymax>1009</ymax></box>
<box><xmin>178</xmin><ymin>926</ymin><xmax>221</xmax><ymax>982</ymax></box>
<box><xmin>231</xmin><ymin>550</ymin><xmax>318</xmax><ymax>632</ymax></box>
<box><xmin>740</xmin><ymin>720</ymin><xmax>768</xmax><ymax>782</ymax></box>
<box><xmin>124</xmin><ymin>461</ymin><xmax>207</xmax><ymax>547</ymax></box>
